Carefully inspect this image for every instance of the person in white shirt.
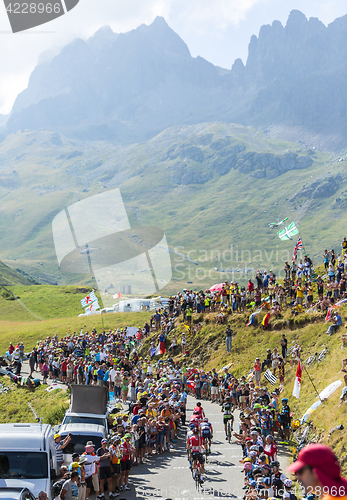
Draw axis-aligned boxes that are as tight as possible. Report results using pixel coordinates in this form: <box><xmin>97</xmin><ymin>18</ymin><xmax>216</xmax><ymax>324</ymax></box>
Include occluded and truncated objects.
<box><xmin>109</xmin><ymin>367</ymin><xmax>116</xmax><ymax>393</ymax></box>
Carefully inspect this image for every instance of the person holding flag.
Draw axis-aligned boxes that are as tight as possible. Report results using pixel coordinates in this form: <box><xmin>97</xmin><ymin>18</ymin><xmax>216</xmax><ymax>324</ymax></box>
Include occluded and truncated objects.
<box><xmin>293</xmin><ymin>360</ymin><xmax>302</xmax><ymax>399</ymax></box>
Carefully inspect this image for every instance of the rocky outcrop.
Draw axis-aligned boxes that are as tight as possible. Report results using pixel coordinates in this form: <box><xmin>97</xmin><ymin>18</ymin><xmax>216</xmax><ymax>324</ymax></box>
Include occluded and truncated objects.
<box><xmin>236</xmin><ymin>152</ymin><xmax>313</xmax><ymax>179</ymax></box>
<box><xmin>162</xmin><ymin>145</ymin><xmax>204</xmax><ymax>162</ymax></box>
<box><xmin>171</xmin><ymin>163</ymin><xmax>212</xmax><ymax>185</ymax></box>
<box><xmin>290</xmin><ymin>174</ymin><xmax>343</xmax><ymax>201</ymax></box>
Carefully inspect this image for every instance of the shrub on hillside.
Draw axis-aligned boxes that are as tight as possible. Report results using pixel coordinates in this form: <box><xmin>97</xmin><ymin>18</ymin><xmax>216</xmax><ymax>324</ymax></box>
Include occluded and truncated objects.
<box><xmin>45</xmin><ymin>404</ymin><xmax>68</xmax><ymax>426</ymax></box>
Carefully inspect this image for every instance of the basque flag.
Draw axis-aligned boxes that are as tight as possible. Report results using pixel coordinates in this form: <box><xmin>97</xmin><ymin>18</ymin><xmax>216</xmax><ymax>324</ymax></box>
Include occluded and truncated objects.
<box><xmin>293</xmin><ymin>361</ymin><xmax>302</xmax><ymax>399</ymax></box>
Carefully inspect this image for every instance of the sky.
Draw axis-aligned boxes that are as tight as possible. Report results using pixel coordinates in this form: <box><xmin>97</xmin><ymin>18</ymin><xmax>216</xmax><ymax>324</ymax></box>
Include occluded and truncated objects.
<box><xmin>0</xmin><ymin>0</ymin><xmax>346</xmax><ymax>114</ymax></box>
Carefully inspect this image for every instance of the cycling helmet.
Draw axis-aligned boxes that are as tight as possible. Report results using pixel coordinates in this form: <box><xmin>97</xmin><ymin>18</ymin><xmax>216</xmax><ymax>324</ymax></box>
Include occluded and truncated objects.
<box><xmin>281</xmin><ymin>398</ymin><xmax>288</xmax><ymax>402</ymax></box>
<box><xmin>203</xmin><ymin>417</ymin><xmax>208</xmax><ymax>422</ymax></box>
<box><xmin>225</xmin><ymin>396</ymin><xmax>231</xmax><ymax>401</ymax></box>
<box><xmin>193</xmin><ymin>427</ymin><xmax>199</xmax><ymax>434</ymax></box>
<box><xmin>253</xmin><ymin>403</ymin><xmax>261</xmax><ymax>409</ymax></box>
<box><xmin>270</xmin><ymin>460</ymin><xmax>280</xmax><ymax>468</ymax></box>
<box><xmin>196</xmin><ymin>402</ymin><xmax>201</xmax><ymax>406</ymax></box>
<box><xmin>190</xmin><ymin>424</ymin><xmax>196</xmax><ymax>429</ymax></box>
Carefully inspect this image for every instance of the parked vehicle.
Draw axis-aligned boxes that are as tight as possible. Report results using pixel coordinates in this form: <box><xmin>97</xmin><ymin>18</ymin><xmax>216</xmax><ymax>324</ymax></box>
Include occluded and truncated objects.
<box><xmin>0</xmin><ymin>424</ymin><xmax>58</xmax><ymax>500</ymax></box>
<box><xmin>61</xmin><ymin>384</ymin><xmax>110</xmax><ymax>431</ymax></box>
<box><xmin>0</xmin><ymin>487</ymin><xmax>36</xmax><ymax>500</ymax></box>
<box><xmin>58</xmin><ymin>424</ymin><xmax>106</xmax><ymax>464</ymax></box>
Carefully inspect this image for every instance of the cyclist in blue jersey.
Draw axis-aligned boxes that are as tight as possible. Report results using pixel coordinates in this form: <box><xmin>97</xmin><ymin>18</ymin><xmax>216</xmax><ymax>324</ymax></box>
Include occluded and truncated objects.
<box><xmin>200</xmin><ymin>417</ymin><xmax>213</xmax><ymax>453</ymax></box>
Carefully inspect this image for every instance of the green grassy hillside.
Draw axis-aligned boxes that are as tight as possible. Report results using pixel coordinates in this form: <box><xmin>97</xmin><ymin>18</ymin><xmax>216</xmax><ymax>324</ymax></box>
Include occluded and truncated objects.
<box><xmin>0</xmin><ymin>260</ymin><xmax>39</xmax><ymax>286</ymax></box>
<box><xmin>0</xmin><ymin>310</ymin><xmax>151</xmax><ymax>354</ymax></box>
<box><xmin>0</xmin><ymin>124</ymin><xmax>346</xmax><ymax>294</ymax></box>
<box><xmin>139</xmin><ymin>296</ymin><xmax>347</xmax><ymax>470</ymax></box>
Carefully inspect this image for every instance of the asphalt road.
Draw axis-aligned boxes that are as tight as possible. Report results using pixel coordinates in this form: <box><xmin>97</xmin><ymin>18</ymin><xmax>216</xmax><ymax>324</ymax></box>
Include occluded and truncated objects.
<box><xmin>18</xmin><ymin>361</ymin><xmax>289</xmax><ymax>500</ymax></box>
<box><xmin>122</xmin><ymin>396</ymin><xmax>250</xmax><ymax>500</ymax></box>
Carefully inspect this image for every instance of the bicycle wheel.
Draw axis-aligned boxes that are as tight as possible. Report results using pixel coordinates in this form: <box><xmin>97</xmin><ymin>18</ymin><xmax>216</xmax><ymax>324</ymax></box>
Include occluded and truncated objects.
<box><xmin>195</xmin><ymin>468</ymin><xmax>201</xmax><ymax>491</ymax></box>
<box><xmin>294</xmin><ymin>443</ymin><xmax>305</xmax><ymax>461</ymax></box>
<box><xmin>306</xmin><ymin>428</ymin><xmax>317</xmax><ymax>443</ymax></box>
<box><xmin>305</xmin><ymin>356</ymin><xmax>315</xmax><ymax>366</ymax></box>
<box><xmin>294</xmin><ymin>425</ymin><xmax>309</xmax><ymax>444</ymax></box>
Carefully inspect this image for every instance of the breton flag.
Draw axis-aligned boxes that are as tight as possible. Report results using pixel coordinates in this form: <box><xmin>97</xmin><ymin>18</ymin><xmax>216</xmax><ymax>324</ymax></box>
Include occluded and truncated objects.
<box><xmin>264</xmin><ymin>369</ymin><xmax>278</xmax><ymax>386</ymax></box>
<box><xmin>293</xmin><ymin>361</ymin><xmax>302</xmax><ymax>398</ymax></box>
<box><xmin>85</xmin><ymin>301</ymin><xmax>100</xmax><ymax>314</ymax></box>
<box><xmin>81</xmin><ymin>290</ymin><xmax>98</xmax><ymax>308</ymax></box>
<box><xmin>278</xmin><ymin>222</ymin><xmax>299</xmax><ymax>241</ymax></box>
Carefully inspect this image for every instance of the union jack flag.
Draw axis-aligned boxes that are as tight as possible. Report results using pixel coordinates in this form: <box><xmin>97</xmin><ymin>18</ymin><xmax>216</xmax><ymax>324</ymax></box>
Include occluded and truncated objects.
<box><xmin>81</xmin><ymin>290</ymin><xmax>97</xmax><ymax>308</ymax></box>
<box><xmin>292</xmin><ymin>237</ymin><xmax>304</xmax><ymax>262</ymax></box>
<box><xmin>296</xmin><ymin>237</ymin><xmax>304</xmax><ymax>250</ymax></box>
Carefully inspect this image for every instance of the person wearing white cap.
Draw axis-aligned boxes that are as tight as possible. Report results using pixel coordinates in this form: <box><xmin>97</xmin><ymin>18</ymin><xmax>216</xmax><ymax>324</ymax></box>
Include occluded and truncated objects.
<box><xmin>283</xmin><ymin>479</ymin><xmax>297</xmax><ymax>500</ymax></box>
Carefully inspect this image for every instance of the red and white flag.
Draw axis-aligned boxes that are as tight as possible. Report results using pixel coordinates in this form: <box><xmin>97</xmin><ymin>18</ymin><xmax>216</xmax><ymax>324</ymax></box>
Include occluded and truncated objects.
<box><xmin>293</xmin><ymin>361</ymin><xmax>302</xmax><ymax>398</ymax></box>
<box><xmin>113</xmin><ymin>292</ymin><xmax>121</xmax><ymax>299</ymax></box>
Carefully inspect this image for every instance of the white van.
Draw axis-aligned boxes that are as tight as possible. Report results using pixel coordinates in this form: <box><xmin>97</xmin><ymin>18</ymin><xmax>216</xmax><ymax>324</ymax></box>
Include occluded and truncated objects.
<box><xmin>58</xmin><ymin>424</ymin><xmax>106</xmax><ymax>465</ymax></box>
<box><xmin>0</xmin><ymin>423</ymin><xmax>58</xmax><ymax>500</ymax></box>
<box><xmin>61</xmin><ymin>385</ymin><xmax>110</xmax><ymax>431</ymax></box>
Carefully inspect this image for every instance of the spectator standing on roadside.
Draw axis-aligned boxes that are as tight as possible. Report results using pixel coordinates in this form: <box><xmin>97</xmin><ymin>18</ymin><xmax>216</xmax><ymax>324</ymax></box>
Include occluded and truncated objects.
<box><xmin>154</xmin><ymin>311</ymin><xmax>161</xmax><ymax>332</ymax></box>
<box><xmin>55</xmin><ymin>434</ymin><xmax>71</xmax><ymax>469</ymax></box>
<box><xmin>60</xmin><ymin>471</ymin><xmax>79</xmax><ymax>500</ymax></box>
<box><xmin>226</xmin><ymin>326</ymin><xmax>233</xmax><ymax>353</ymax></box>
<box><xmin>96</xmin><ymin>438</ymin><xmax>113</xmax><ymax>499</ymax></box>
<box><xmin>280</xmin><ymin>334</ymin><xmax>287</xmax><ymax>361</ymax></box>
<box><xmin>254</xmin><ymin>358</ymin><xmax>261</xmax><ymax>387</ymax></box>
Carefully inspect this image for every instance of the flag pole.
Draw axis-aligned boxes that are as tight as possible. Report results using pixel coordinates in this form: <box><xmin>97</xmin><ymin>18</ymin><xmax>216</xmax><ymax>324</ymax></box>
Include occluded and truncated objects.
<box><xmin>302</xmin><ymin>362</ymin><xmax>323</xmax><ymax>402</ymax></box>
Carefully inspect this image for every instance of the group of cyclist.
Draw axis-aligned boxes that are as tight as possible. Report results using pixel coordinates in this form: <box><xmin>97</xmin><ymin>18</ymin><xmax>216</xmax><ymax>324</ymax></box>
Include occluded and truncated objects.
<box><xmin>185</xmin><ymin>388</ymin><xmax>293</xmax><ymax>488</ymax></box>
<box><xmin>186</xmin><ymin>402</ymin><xmax>213</xmax><ymax>483</ymax></box>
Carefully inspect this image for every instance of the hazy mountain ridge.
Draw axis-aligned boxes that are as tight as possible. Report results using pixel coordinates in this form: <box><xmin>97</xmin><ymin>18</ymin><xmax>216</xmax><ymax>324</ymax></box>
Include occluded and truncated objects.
<box><xmin>7</xmin><ymin>17</ymin><xmax>227</xmax><ymax>142</ymax></box>
<box><xmin>5</xmin><ymin>10</ymin><xmax>347</xmax><ymax>148</ymax></box>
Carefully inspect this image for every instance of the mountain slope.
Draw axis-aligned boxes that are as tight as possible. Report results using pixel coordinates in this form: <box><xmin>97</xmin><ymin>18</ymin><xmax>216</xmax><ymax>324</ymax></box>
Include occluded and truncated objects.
<box><xmin>0</xmin><ymin>260</ymin><xmax>39</xmax><ymax>286</ymax></box>
<box><xmin>0</xmin><ymin>123</ymin><xmax>346</xmax><ymax>293</ymax></box>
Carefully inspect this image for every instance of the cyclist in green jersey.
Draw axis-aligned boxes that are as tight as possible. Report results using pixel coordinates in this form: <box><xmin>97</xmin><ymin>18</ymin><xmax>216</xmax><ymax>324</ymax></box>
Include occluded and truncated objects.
<box><xmin>221</xmin><ymin>396</ymin><xmax>234</xmax><ymax>440</ymax></box>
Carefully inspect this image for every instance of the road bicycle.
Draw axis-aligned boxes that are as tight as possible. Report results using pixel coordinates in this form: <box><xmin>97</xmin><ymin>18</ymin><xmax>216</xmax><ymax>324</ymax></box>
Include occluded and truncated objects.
<box><xmin>192</xmin><ymin>457</ymin><xmax>204</xmax><ymax>490</ymax></box>
<box><xmin>204</xmin><ymin>444</ymin><xmax>209</xmax><ymax>463</ymax></box>
<box><xmin>303</xmin><ymin>354</ymin><xmax>316</xmax><ymax>366</ymax></box>
<box><xmin>288</xmin><ymin>341</ymin><xmax>302</xmax><ymax>357</ymax></box>
<box><xmin>227</xmin><ymin>420</ymin><xmax>232</xmax><ymax>443</ymax></box>
<box><xmin>304</xmin><ymin>345</ymin><xmax>329</xmax><ymax>367</ymax></box>
<box><xmin>292</xmin><ymin>421</ymin><xmax>316</xmax><ymax>460</ymax></box>
<box><xmin>317</xmin><ymin>345</ymin><xmax>329</xmax><ymax>363</ymax></box>
<box><xmin>0</xmin><ymin>382</ymin><xmax>10</xmax><ymax>394</ymax></box>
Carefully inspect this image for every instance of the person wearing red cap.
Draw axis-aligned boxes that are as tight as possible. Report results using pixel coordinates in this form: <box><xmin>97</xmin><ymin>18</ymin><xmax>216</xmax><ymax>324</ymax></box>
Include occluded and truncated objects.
<box><xmin>288</xmin><ymin>444</ymin><xmax>347</xmax><ymax>500</ymax></box>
